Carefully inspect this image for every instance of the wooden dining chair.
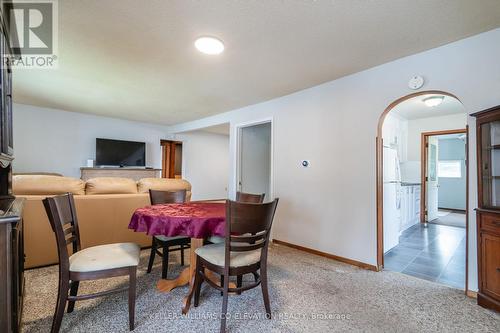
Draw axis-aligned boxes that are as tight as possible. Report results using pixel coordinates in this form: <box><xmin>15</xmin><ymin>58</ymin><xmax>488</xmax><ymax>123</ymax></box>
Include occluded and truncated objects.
<box><xmin>236</xmin><ymin>191</ymin><xmax>265</xmax><ymax>203</ymax></box>
<box><xmin>208</xmin><ymin>191</ymin><xmax>265</xmax><ymax>245</ymax></box>
<box><xmin>192</xmin><ymin>198</ymin><xmax>279</xmax><ymax>333</ymax></box>
<box><xmin>43</xmin><ymin>193</ymin><xmax>139</xmax><ymax>333</ymax></box>
<box><xmin>146</xmin><ymin>189</ymin><xmax>191</xmax><ymax>279</ymax></box>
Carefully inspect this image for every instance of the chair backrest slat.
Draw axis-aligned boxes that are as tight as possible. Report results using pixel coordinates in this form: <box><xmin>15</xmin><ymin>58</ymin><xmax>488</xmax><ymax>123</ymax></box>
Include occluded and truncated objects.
<box><xmin>230</xmin><ymin>240</ymin><xmax>266</xmax><ymax>252</ymax></box>
<box><xmin>236</xmin><ymin>191</ymin><xmax>265</xmax><ymax>203</ymax></box>
<box><xmin>225</xmin><ymin>199</ymin><xmax>279</xmax><ymax>255</ymax></box>
<box><xmin>230</xmin><ymin>232</ymin><xmax>266</xmax><ymax>244</ymax></box>
<box><xmin>149</xmin><ymin>189</ymin><xmax>186</xmax><ymax>205</ymax></box>
<box><xmin>43</xmin><ymin>193</ymin><xmax>82</xmax><ymax>267</ymax></box>
<box><xmin>63</xmin><ymin>226</ymin><xmax>74</xmax><ymax>236</ymax></box>
<box><xmin>65</xmin><ymin>235</ymin><xmax>77</xmax><ymax>245</ymax></box>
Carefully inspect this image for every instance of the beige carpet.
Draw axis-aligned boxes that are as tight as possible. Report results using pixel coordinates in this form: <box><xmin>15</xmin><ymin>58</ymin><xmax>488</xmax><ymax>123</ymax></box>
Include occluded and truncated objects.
<box><xmin>22</xmin><ymin>245</ymin><xmax>499</xmax><ymax>332</ymax></box>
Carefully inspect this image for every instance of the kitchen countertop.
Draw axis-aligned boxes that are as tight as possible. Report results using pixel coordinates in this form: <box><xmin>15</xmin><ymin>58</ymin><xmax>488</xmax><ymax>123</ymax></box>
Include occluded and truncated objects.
<box><xmin>401</xmin><ymin>182</ymin><xmax>421</xmax><ymax>186</ymax></box>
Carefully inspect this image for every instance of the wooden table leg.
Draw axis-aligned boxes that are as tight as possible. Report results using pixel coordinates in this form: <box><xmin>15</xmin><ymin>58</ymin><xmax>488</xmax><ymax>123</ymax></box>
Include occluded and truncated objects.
<box><xmin>155</xmin><ymin>237</ymin><xmax>235</xmax><ymax>314</ymax></box>
<box><xmin>157</xmin><ymin>238</ymin><xmax>204</xmax><ymax>293</ymax></box>
<box><xmin>181</xmin><ymin>238</ymin><xmax>204</xmax><ymax>314</ymax></box>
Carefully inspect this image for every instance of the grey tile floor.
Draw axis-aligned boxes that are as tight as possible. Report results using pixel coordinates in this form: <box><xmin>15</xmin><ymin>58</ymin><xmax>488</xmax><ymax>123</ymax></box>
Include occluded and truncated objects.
<box><xmin>384</xmin><ymin>222</ymin><xmax>466</xmax><ymax>289</ymax></box>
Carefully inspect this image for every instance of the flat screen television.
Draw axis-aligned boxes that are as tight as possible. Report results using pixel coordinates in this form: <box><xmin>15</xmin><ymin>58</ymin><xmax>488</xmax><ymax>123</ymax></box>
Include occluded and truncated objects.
<box><xmin>96</xmin><ymin>138</ymin><xmax>146</xmax><ymax>167</ymax></box>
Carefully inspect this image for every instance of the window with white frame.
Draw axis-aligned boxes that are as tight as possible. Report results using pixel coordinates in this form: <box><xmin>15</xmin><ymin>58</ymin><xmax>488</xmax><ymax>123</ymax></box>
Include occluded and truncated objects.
<box><xmin>438</xmin><ymin>160</ymin><xmax>462</xmax><ymax>178</ymax></box>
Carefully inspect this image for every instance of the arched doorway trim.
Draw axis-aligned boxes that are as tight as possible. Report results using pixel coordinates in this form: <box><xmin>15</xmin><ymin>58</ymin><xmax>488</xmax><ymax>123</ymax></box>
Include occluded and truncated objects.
<box><xmin>375</xmin><ymin>90</ymin><xmax>468</xmax><ymax>290</ymax></box>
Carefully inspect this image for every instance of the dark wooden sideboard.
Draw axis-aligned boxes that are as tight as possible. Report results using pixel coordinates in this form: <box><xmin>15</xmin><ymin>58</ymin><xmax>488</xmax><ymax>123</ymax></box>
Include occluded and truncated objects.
<box><xmin>0</xmin><ymin>1</ymin><xmax>23</xmax><ymax>331</ymax></box>
<box><xmin>0</xmin><ymin>198</ymin><xmax>24</xmax><ymax>332</ymax></box>
<box><xmin>472</xmin><ymin>105</ymin><xmax>500</xmax><ymax>312</ymax></box>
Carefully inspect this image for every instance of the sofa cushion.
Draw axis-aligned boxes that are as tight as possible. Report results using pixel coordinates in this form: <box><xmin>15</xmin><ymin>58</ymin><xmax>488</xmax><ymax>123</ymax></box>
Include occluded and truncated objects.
<box><xmin>85</xmin><ymin>177</ymin><xmax>138</xmax><ymax>195</ymax></box>
<box><xmin>13</xmin><ymin>175</ymin><xmax>85</xmax><ymax>195</ymax></box>
<box><xmin>137</xmin><ymin>178</ymin><xmax>191</xmax><ymax>194</ymax></box>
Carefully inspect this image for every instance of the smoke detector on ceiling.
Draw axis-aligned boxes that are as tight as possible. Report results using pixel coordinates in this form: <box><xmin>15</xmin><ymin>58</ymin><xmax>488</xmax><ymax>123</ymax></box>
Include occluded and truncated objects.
<box><xmin>408</xmin><ymin>75</ymin><xmax>424</xmax><ymax>90</ymax></box>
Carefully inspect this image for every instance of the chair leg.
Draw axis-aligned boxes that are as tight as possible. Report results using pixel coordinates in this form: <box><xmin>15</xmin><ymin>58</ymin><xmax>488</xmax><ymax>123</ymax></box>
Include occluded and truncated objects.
<box><xmin>180</xmin><ymin>245</ymin><xmax>185</xmax><ymax>266</ymax></box>
<box><xmin>67</xmin><ymin>281</ymin><xmax>79</xmax><ymax>313</ymax></box>
<box><xmin>252</xmin><ymin>272</ymin><xmax>259</xmax><ymax>282</ymax></box>
<box><xmin>220</xmin><ymin>275</ymin><xmax>224</xmax><ymax>296</ymax></box>
<box><xmin>236</xmin><ymin>275</ymin><xmax>242</xmax><ymax>295</ymax></box>
<box><xmin>220</xmin><ymin>271</ymin><xmax>230</xmax><ymax>333</ymax></box>
<box><xmin>260</xmin><ymin>265</ymin><xmax>271</xmax><ymax>318</ymax></box>
<box><xmin>128</xmin><ymin>267</ymin><xmax>137</xmax><ymax>331</ymax></box>
<box><xmin>147</xmin><ymin>238</ymin><xmax>157</xmax><ymax>274</ymax></box>
<box><xmin>161</xmin><ymin>245</ymin><xmax>169</xmax><ymax>279</ymax></box>
<box><xmin>193</xmin><ymin>259</ymin><xmax>203</xmax><ymax>307</ymax></box>
<box><xmin>51</xmin><ymin>276</ymin><xmax>69</xmax><ymax>333</ymax></box>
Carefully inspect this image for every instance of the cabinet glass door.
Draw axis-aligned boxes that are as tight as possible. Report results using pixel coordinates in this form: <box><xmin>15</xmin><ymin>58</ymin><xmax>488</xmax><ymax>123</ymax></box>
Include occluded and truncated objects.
<box><xmin>480</xmin><ymin>120</ymin><xmax>500</xmax><ymax>208</ymax></box>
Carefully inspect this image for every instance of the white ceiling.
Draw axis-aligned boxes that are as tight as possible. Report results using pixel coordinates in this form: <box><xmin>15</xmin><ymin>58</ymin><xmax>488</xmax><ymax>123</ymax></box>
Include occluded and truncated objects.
<box><xmin>391</xmin><ymin>94</ymin><xmax>465</xmax><ymax>120</ymax></box>
<box><xmin>13</xmin><ymin>0</ymin><xmax>500</xmax><ymax>125</ymax></box>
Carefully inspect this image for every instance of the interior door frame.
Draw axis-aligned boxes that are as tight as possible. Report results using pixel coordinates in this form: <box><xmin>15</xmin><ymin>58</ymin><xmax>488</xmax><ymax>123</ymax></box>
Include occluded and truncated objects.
<box><xmin>376</xmin><ymin>90</ymin><xmax>470</xmax><ymax>294</ymax></box>
<box><xmin>420</xmin><ymin>129</ymin><xmax>467</xmax><ymax>224</ymax></box>
<box><xmin>160</xmin><ymin>139</ymin><xmax>182</xmax><ymax>178</ymax></box>
<box><xmin>234</xmin><ymin>117</ymin><xmax>274</xmax><ymax>200</ymax></box>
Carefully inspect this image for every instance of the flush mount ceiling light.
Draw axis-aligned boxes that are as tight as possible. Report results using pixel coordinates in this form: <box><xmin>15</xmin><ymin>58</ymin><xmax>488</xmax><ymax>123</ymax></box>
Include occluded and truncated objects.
<box><xmin>423</xmin><ymin>96</ymin><xmax>445</xmax><ymax>107</ymax></box>
<box><xmin>194</xmin><ymin>36</ymin><xmax>224</xmax><ymax>55</ymax></box>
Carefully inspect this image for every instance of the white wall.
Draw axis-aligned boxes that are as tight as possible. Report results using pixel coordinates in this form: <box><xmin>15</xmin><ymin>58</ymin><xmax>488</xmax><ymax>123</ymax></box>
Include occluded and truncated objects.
<box><xmin>12</xmin><ymin>103</ymin><xmax>170</xmax><ymax>178</ymax></box>
<box><xmin>400</xmin><ymin>113</ymin><xmax>467</xmax><ymax>182</ymax></box>
<box><xmin>407</xmin><ymin>113</ymin><xmax>467</xmax><ymax>161</ymax></box>
<box><xmin>169</xmin><ymin>28</ymin><xmax>500</xmax><ymax>292</ymax></box>
<box><xmin>177</xmin><ymin>131</ymin><xmax>230</xmax><ymax>200</ymax></box>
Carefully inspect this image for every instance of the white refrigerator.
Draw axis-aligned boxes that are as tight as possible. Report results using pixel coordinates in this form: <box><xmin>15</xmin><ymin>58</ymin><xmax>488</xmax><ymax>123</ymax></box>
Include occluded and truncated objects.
<box><xmin>383</xmin><ymin>146</ymin><xmax>401</xmax><ymax>253</ymax></box>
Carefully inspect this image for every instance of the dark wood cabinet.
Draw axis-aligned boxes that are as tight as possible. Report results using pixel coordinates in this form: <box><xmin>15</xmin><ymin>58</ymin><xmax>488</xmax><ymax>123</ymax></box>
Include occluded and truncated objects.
<box><xmin>481</xmin><ymin>233</ymin><xmax>500</xmax><ymax>299</ymax></box>
<box><xmin>0</xmin><ymin>198</ymin><xmax>24</xmax><ymax>333</ymax></box>
<box><xmin>472</xmin><ymin>105</ymin><xmax>500</xmax><ymax>312</ymax></box>
<box><xmin>0</xmin><ymin>2</ymin><xmax>22</xmax><ymax>331</ymax></box>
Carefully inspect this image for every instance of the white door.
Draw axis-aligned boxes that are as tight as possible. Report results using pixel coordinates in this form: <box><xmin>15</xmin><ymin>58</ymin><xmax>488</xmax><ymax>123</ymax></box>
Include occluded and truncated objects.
<box><xmin>238</xmin><ymin>122</ymin><xmax>271</xmax><ymax>200</ymax></box>
<box><xmin>426</xmin><ymin>136</ymin><xmax>439</xmax><ymax>221</ymax></box>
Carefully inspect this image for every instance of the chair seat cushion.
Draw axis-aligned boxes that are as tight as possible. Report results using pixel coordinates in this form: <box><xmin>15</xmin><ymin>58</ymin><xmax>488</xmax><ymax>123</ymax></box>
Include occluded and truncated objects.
<box><xmin>195</xmin><ymin>243</ymin><xmax>261</xmax><ymax>267</ymax></box>
<box><xmin>69</xmin><ymin>243</ymin><xmax>140</xmax><ymax>272</ymax></box>
<box><xmin>154</xmin><ymin>235</ymin><xmax>189</xmax><ymax>242</ymax></box>
<box><xmin>207</xmin><ymin>236</ymin><xmax>225</xmax><ymax>244</ymax></box>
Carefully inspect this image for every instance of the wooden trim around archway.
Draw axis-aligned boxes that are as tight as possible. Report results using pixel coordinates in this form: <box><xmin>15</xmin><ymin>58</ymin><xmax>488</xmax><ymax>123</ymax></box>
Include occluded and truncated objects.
<box><xmin>375</xmin><ymin>90</ymin><xmax>466</xmax><ymax>273</ymax></box>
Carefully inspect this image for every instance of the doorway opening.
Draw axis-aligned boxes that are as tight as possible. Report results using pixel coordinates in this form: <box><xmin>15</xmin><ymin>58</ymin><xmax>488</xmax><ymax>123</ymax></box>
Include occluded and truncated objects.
<box><xmin>421</xmin><ymin>129</ymin><xmax>467</xmax><ymax>228</ymax></box>
<box><xmin>377</xmin><ymin>91</ymin><xmax>469</xmax><ymax>292</ymax></box>
<box><xmin>235</xmin><ymin>120</ymin><xmax>273</xmax><ymax>201</ymax></box>
<box><xmin>160</xmin><ymin>140</ymin><xmax>182</xmax><ymax>178</ymax></box>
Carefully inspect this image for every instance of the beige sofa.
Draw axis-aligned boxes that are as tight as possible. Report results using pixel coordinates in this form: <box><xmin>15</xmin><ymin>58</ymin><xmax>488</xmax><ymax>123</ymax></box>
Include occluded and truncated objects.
<box><xmin>14</xmin><ymin>175</ymin><xmax>192</xmax><ymax>268</ymax></box>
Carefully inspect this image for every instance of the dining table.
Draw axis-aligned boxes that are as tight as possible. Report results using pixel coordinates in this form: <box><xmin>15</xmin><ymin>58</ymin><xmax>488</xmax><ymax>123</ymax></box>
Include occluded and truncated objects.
<box><xmin>128</xmin><ymin>200</ymin><xmax>229</xmax><ymax>314</ymax></box>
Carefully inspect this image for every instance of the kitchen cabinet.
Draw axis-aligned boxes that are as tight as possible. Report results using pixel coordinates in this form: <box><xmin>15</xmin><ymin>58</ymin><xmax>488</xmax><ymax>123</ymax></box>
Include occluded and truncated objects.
<box><xmin>400</xmin><ymin>184</ymin><xmax>420</xmax><ymax>231</ymax></box>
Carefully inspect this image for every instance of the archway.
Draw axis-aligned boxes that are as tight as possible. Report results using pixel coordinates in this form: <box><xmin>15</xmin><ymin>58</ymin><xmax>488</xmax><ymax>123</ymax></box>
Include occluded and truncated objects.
<box><xmin>376</xmin><ymin>90</ymin><xmax>469</xmax><ymax>292</ymax></box>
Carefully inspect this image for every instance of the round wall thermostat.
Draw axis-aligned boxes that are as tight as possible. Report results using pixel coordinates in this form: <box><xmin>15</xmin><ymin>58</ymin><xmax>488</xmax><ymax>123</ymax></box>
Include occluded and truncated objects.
<box><xmin>408</xmin><ymin>75</ymin><xmax>424</xmax><ymax>90</ymax></box>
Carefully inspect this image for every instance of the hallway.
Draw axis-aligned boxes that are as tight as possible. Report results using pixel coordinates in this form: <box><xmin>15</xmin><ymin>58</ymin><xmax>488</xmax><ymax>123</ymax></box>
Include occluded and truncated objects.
<box><xmin>384</xmin><ymin>223</ymin><xmax>466</xmax><ymax>289</ymax></box>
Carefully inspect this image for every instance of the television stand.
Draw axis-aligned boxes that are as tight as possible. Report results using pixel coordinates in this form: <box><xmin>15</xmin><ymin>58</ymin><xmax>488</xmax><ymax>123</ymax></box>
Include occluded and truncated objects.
<box><xmin>80</xmin><ymin>167</ymin><xmax>161</xmax><ymax>181</ymax></box>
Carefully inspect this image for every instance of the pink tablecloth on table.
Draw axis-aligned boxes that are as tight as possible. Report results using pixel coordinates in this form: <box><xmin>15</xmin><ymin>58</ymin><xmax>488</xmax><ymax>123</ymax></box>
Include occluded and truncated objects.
<box><xmin>128</xmin><ymin>202</ymin><xmax>226</xmax><ymax>239</ymax></box>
